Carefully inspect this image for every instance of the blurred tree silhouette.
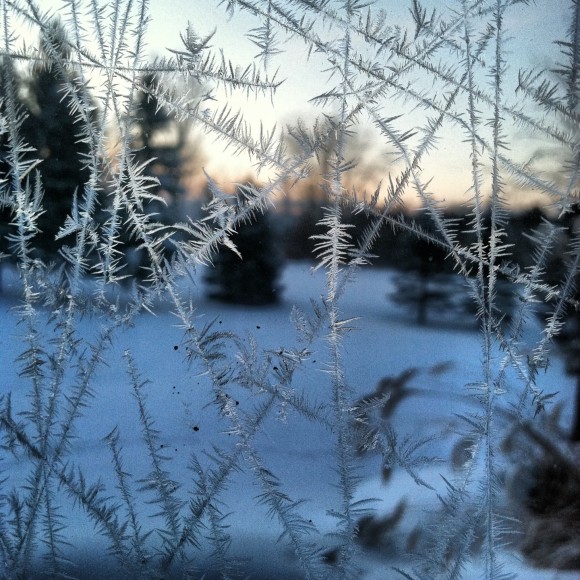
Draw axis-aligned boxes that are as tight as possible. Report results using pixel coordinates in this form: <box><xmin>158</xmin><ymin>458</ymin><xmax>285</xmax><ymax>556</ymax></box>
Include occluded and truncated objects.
<box><xmin>0</xmin><ymin>57</ymin><xmax>19</xmax><ymax>279</ymax></box>
<box><xmin>542</xmin><ymin>206</ymin><xmax>580</xmax><ymax>441</ymax></box>
<box><xmin>133</xmin><ymin>73</ymin><xmax>186</xmax><ymax>208</ymax></box>
<box><xmin>119</xmin><ymin>73</ymin><xmax>188</xmax><ymax>277</ymax></box>
<box><xmin>19</xmin><ymin>18</ymin><xmax>94</xmax><ymax>263</ymax></box>
<box><xmin>389</xmin><ymin>213</ymin><xmax>458</xmax><ymax>325</ymax></box>
<box><xmin>205</xmin><ymin>184</ymin><xmax>283</xmax><ymax>305</ymax></box>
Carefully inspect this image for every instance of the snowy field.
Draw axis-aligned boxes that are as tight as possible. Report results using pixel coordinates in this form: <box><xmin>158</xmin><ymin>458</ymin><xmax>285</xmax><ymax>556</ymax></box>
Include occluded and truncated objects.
<box><xmin>0</xmin><ymin>262</ymin><xmax>577</xmax><ymax>579</ymax></box>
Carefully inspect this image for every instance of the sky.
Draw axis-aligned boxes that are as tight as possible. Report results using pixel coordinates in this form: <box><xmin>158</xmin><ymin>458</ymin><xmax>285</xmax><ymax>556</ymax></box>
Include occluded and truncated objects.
<box><xmin>7</xmin><ymin>0</ymin><xmax>574</xmax><ymax>207</ymax></box>
<box><xmin>143</xmin><ymin>0</ymin><xmax>574</xmax><ymax>207</ymax></box>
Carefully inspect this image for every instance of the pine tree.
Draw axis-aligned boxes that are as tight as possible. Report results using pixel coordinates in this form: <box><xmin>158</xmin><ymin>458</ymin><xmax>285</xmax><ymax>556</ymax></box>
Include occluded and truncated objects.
<box><xmin>389</xmin><ymin>212</ymin><xmax>458</xmax><ymax>325</ymax></box>
<box><xmin>0</xmin><ymin>90</ymin><xmax>11</xmax><ymax>293</ymax></box>
<box><xmin>119</xmin><ymin>73</ymin><xmax>187</xmax><ymax>277</ymax></box>
<box><xmin>0</xmin><ymin>58</ymin><xmax>15</xmax><ymax>276</ymax></box>
<box><xmin>542</xmin><ymin>205</ymin><xmax>580</xmax><ymax>441</ymax></box>
<box><xmin>19</xmin><ymin>18</ymin><xmax>93</xmax><ymax>264</ymax></box>
<box><xmin>133</xmin><ymin>73</ymin><xmax>186</xmax><ymax>209</ymax></box>
<box><xmin>205</xmin><ymin>184</ymin><xmax>282</xmax><ymax>305</ymax></box>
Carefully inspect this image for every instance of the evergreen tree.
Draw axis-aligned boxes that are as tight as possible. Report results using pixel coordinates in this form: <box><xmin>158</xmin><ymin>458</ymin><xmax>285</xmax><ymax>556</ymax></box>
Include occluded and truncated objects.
<box><xmin>0</xmin><ymin>60</ymin><xmax>15</xmax><ymax>290</ymax></box>
<box><xmin>133</xmin><ymin>73</ymin><xmax>186</xmax><ymax>207</ymax></box>
<box><xmin>20</xmin><ymin>18</ymin><xmax>93</xmax><ymax>263</ymax></box>
<box><xmin>0</xmin><ymin>58</ymin><xmax>16</xmax><ymax>266</ymax></box>
<box><xmin>542</xmin><ymin>206</ymin><xmax>580</xmax><ymax>441</ymax></box>
<box><xmin>389</xmin><ymin>213</ymin><xmax>458</xmax><ymax>325</ymax></box>
<box><xmin>285</xmin><ymin>179</ymin><xmax>327</xmax><ymax>260</ymax></box>
<box><xmin>119</xmin><ymin>73</ymin><xmax>187</xmax><ymax>277</ymax></box>
<box><xmin>205</xmin><ymin>185</ymin><xmax>283</xmax><ymax>305</ymax></box>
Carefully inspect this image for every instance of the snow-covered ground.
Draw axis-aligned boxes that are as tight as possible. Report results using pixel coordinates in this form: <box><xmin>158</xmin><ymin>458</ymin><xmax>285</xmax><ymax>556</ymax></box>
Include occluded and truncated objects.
<box><xmin>0</xmin><ymin>262</ymin><xmax>577</xmax><ymax>579</ymax></box>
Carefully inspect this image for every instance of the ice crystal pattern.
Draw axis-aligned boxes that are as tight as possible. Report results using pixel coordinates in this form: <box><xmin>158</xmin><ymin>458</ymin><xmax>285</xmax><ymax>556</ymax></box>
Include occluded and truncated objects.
<box><xmin>0</xmin><ymin>1</ymin><xmax>579</xmax><ymax>579</ymax></box>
